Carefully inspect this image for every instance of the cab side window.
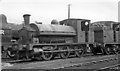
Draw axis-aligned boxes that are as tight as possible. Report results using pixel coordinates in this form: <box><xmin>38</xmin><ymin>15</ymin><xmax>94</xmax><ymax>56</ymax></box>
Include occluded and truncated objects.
<box><xmin>113</xmin><ymin>24</ymin><xmax>119</xmax><ymax>31</ymax></box>
<box><xmin>81</xmin><ymin>21</ymin><xmax>89</xmax><ymax>31</ymax></box>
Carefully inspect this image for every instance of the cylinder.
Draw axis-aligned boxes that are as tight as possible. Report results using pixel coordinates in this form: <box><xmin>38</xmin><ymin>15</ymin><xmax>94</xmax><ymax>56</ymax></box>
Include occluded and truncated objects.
<box><xmin>23</xmin><ymin>14</ymin><xmax>31</xmax><ymax>25</ymax></box>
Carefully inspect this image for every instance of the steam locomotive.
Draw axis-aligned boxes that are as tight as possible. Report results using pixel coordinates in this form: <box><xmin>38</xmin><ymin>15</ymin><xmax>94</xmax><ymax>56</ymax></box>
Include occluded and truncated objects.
<box><xmin>1</xmin><ymin>14</ymin><xmax>120</xmax><ymax>60</ymax></box>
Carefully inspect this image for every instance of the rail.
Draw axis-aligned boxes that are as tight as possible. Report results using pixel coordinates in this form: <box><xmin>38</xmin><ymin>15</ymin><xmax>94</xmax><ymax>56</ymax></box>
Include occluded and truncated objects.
<box><xmin>96</xmin><ymin>64</ymin><xmax>120</xmax><ymax>71</ymax></box>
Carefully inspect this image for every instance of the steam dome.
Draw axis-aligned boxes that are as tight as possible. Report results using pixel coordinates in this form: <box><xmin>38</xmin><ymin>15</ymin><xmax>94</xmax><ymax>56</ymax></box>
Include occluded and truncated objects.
<box><xmin>51</xmin><ymin>19</ymin><xmax>59</xmax><ymax>25</ymax></box>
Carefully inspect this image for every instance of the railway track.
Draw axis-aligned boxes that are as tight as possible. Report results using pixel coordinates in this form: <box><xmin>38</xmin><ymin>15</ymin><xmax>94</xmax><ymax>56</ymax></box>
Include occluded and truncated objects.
<box><xmin>2</xmin><ymin>54</ymin><xmax>118</xmax><ymax>69</ymax></box>
<box><xmin>2</xmin><ymin>53</ymin><xmax>93</xmax><ymax>64</ymax></box>
<box><xmin>55</xmin><ymin>55</ymin><xmax>118</xmax><ymax>69</ymax></box>
<box><xmin>97</xmin><ymin>64</ymin><xmax>120</xmax><ymax>70</ymax></box>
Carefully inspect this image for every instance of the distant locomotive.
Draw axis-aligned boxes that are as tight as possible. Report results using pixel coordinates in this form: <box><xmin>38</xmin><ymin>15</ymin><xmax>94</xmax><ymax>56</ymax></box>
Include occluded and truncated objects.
<box><xmin>1</xmin><ymin>14</ymin><xmax>120</xmax><ymax>60</ymax></box>
<box><xmin>91</xmin><ymin>21</ymin><xmax>120</xmax><ymax>54</ymax></box>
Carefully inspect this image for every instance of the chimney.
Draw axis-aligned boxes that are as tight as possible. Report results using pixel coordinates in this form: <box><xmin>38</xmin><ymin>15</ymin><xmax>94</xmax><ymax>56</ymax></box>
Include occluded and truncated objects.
<box><xmin>23</xmin><ymin>14</ymin><xmax>31</xmax><ymax>25</ymax></box>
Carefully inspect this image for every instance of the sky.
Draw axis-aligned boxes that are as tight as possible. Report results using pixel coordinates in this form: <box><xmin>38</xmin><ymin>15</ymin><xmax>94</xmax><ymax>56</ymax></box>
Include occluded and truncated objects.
<box><xmin>0</xmin><ymin>0</ymin><xmax>119</xmax><ymax>24</ymax></box>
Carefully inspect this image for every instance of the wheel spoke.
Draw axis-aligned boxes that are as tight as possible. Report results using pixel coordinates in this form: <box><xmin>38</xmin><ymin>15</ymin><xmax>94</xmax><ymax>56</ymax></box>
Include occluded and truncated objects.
<box><xmin>42</xmin><ymin>52</ymin><xmax>53</xmax><ymax>60</ymax></box>
<box><xmin>41</xmin><ymin>46</ymin><xmax>54</xmax><ymax>60</ymax></box>
<box><xmin>59</xmin><ymin>46</ymin><xmax>70</xmax><ymax>59</ymax></box>
<box><xmin>112</xmin><ymin>46</ymin><xmax>118</xmax><ymax>54</ymax></box>
<box><xmin>106</xmin><ymin>47</ymin><xmax>111</xmax><ymax>55</ymax></box>
<box><xmin>7</xmin><ymin>50</ymin><xmax>16</xmax><ymax>58</ymax></box>
<box><xmin>75</xmin><ymin>46</ymin><xmax>84</xmax><ymax>57</ymax></box>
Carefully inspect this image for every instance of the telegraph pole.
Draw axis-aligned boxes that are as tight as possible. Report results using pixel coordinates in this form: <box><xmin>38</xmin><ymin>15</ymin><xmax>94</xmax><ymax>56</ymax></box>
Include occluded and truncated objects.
<box><xmin>68</xmin><ymin>4</ymin><xmax>71</xmax><ymax>19</ymax></box>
